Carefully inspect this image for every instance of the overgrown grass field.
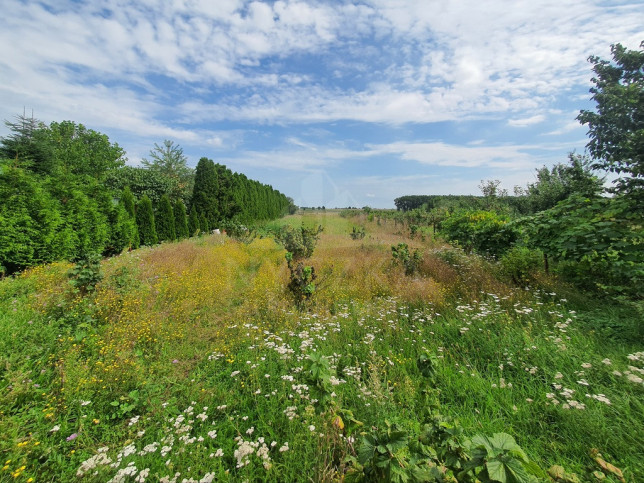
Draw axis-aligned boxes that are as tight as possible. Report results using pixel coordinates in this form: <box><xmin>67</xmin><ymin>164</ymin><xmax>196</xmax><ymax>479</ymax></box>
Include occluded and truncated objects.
<box><xmin>1</xmin><ymin>212</ymin><xmax>642</xmax><ymax>482</ymax></box>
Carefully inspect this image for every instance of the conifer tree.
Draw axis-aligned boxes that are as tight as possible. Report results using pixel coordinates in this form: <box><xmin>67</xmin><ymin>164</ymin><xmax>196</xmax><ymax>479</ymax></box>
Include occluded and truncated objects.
<box><xmin>156</xmin><ymin>194</ymin><xmax>176</xmax><ymax>242</ymax></box>
<box><xmin>121</xmin><ymin>186</ymin><xmax>139</xmax><ymax>248</ymax></box>
<box><xmin>136</xmin><ymin>195</ymin><xmax>157</xmax><ymax>246</ymax></box>
<box><xmin>174</xmin><ymin>199</ymin><xmax>189</xmax><ymax>239</ymax></box>
<box><xmin>191</xmin><ymin>157</ymin><xmax>219</xmax><ymax>228</ymax></box>
<box><xmin>199</xmin><ymin>212</ymin><xmax>209</xmax><ymax>234</ymax></box>
<box><xmin>188</xmin><ymin>205</ymin><xmax>200</xmax><ymax>237</ymax></box>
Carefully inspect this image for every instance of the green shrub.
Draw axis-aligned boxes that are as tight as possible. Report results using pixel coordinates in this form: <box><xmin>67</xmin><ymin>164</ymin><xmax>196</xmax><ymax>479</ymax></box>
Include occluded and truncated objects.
<box><xmin>499</xmin><ymin>246</ymin><xmax>544</xmax><ymax>285</ymax></box>
<box><xmin>136</xmin><ymin>195</ymin><xmax>157</xmax><ymax>246</ymax></box>
<box><xmin>155</xmin><ymin>194</ymin><xmax>176</xmax><ymax>242</ymax></box>
<box><xmin>391</xmin><ymin>243</ymin><xmax>422</xmax><ymax>276</ymax></box>
<box><xmin>350</xmin><ymin>226</ymin><xmax>366</xmax><ymax>240</ymax></box>
<box><xmin>68</xmin><ymin>252</ymin><xmax>103</xmax><ymax>296</ymax></box>
<box><xmin>441</xmin><ymin>210</ymin><xmax>517</xmax><ymax>257</ymax></box>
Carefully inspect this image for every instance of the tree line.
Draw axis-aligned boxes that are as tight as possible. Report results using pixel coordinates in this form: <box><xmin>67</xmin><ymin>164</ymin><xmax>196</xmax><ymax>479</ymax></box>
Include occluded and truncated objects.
<box><xmin>395</xmin><ymin>43</ymin><xmax>643</xmax><ymax>297</ymax></box>
<box><xmin>0</xmin><ymin>119</ymin><xmax>294</xmax><ymax>276</ymax></box>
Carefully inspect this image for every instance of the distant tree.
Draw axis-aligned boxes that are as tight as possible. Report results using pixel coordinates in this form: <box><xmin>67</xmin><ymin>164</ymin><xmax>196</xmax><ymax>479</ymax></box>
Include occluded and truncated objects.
<box><xmin>577</xmin><ymin>42</ymin><xmax>644</xmax><ymax>204</ymax></box>
<box><xmin>47</xmin><ymin>121</ymin><xmax>126</xmax><ymax>179</ymax></box>
<box><xmin>188</xmin><ymin>205</ymin><xmax>200</xmax><ymax>237</ymax></box>
<box><xmin>105</xmin><ymin>166</ymin><xmax>176</xmax><ymax>205</ymax></box>
<box><xmin>156</xmin><ymin>194</ymin><xmax>176</xmax><ymax>242</ymax></box>
<box><xmin>524</xmin><ymin>154</ymin><xmax>604</xmax><ymax>212</ymax></box>
<box><xmin>0</xmin><ymin>113</ymin><xmax>53</xmax><ymax>173</ymax></box>
<box><xmin>136</xmin><ymin>195</ymin><xmax>157</xmax><ymax>246</ymax></box>
<box><xmin>141</xmin><ymin>140</ymin><xmax>194</xmax><ymax>202</ymax></box>
<box><xmin>174</xmin><ymin>199</ymin><xmax>189</xmax><ymax>240</ymax></box>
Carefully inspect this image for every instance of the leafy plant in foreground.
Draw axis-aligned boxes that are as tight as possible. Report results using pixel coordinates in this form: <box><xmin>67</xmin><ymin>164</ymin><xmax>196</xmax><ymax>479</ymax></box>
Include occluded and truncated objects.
<box><xmin>68</xmin><ymin>252</ymin><xmax>103</xmax><ymax>296</ymax></box>
<box><xmin>275</xmin><ymin>224</ymin><xmax>323</xmax><ymax>306</ymax></box>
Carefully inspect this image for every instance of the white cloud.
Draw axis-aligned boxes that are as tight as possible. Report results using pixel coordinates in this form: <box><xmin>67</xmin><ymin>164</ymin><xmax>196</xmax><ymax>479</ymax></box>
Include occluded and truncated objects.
<box><xmin>508</xmin><ymin>115</ymin><xmax>546</xmax><ymax>127</ymax></box>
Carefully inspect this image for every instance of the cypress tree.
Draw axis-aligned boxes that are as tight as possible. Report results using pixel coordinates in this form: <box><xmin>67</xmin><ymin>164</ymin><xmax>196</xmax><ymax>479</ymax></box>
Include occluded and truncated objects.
<box><xmin>121</xmin><ymin>187</ymin><xmax>140</xmax><ymax>248</ymax></box>
<box><xmin>136</xmin><ymin>195</ymin><xmax>157</xmax><ymax>246</ymax></box>
<box><xmin>122</xmin><ymin>186</ymin><xmax>136</xmax><ymax>218</ymax></box>
<box><xmin>156</xmin><ymin>194</ymin><xmax>176</xmax><ymax>242</ymax></box>
<box><xmin>174</xmin><ymin>199</ymin><xmax>189</xmax><ymax>239</ymax></box>
<box><xmin>191</xmin><ymin>157</ymin><xmax>219</xmax><ymax>228</ymax></box>
<box><xmin>188</xmin><ymin>205</ymin><xmax>200</xmax><ymax>237</ymax></box>
<box><xmin>199</xmin><ymin>212</ymin><xmax>209</xmax><ymax>235</ymax></box>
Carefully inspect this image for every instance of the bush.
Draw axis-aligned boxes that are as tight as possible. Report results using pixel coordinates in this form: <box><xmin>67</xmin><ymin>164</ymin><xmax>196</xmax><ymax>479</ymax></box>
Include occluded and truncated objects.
<box><xmin>275</xmin><ymin>225</ymin><xmax>323</xmax><ymax>260</ymax></box>
<box><xmin>350</xmin><ymin>226</ymin><xmax>366</xmax><ymax>240</ymax></box>
<box><xmin>391</xmin><ymin>243</ymin><xmax>422</xmax><ymax>276</ymax></box>
<box><xmin>499</xmin><ymin>246</ymin><xmax>544</xmax><ymax>285</ymax></box>
<box><xmin>68</xmin><ymin>252</ymin><xmax>103</xmax><ymax>296</ymax></box>
<box><xmin>440</xmin><ymin>210</ymin><xmax>517</xmax><ymax>257</ymax></box>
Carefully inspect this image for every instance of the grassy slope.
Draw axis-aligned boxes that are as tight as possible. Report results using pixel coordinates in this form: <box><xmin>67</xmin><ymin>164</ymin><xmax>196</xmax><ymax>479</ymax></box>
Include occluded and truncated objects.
<box><xmin>0</xmin><ymin>211</ymin><xmax>642</xmax><ymax>482</ymax></box>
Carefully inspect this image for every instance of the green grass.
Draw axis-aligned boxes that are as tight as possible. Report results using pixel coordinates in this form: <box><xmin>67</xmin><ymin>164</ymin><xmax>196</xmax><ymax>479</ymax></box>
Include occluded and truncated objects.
<box><xmin>0</xmin><ymin>213</ymin><xmax>642</xmax><ymax>482</ymax></box>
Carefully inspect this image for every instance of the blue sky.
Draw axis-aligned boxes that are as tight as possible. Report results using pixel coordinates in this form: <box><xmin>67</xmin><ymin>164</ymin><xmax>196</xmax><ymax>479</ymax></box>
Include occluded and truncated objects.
<box><xmin>1</xmin><ymin>0</ymin><xmax>642</xmax><ymax>208</ymax></box>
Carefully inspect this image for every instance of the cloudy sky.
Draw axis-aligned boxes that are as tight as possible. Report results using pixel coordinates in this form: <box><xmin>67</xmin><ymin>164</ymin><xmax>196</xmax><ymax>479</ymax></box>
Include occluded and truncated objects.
<box><xmin>1</xmin><ymin>0</ymin><xmax>642</xmax><ymax>208</ymax></box>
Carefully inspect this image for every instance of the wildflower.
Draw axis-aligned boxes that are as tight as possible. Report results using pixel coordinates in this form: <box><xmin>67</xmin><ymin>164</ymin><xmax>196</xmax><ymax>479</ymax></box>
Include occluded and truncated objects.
<box><xmin>581</xmin><ymin>363</ymin><xmax>592</xmax><ymax>369</ymax></box>
<box><xmin>601</xmin><ymin>358</ymin><xmax>612</xmax><ymax>365</ymax></box>
<box><xmin>50</xmin><ymin>425</ymin><xmax>60</xmax><ymax>433</ymax></box>
<box><xmin>279</xmin><ymin>442</ymin><xmax>289</xmax><ymax>452</ymax></box>
<box><xmin>308</xmin><ymin>425</ymin><xmax>316</xmax><ymax>432</ymax></box>
<box><xmin>66</xmin><ymin>433</ymin><xmax>79</xmax><ymax>441</ymax></box>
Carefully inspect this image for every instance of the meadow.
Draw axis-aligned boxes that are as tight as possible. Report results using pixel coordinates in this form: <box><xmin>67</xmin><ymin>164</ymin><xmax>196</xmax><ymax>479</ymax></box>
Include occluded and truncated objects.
<box><xmin>0</xmin><ymin>211</ymin><xmax>642</xmax><ymax>482</ymax></box>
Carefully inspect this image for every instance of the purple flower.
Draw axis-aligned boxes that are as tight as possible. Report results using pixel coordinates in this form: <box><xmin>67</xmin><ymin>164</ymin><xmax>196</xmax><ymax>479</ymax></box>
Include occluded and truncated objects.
<box><xmin>172</xmin><ymin>359</ymin><xmax>179</xmax><ymax>364</ymax></box>
<box><xmin>66</xmin><ymin>433</ymin><xmax>78</xmax><ymax>441</ymax></box>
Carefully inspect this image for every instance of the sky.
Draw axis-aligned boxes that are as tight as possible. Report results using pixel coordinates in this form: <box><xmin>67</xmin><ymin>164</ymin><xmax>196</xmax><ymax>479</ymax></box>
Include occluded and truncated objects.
<box><xmin>1</xmin><ymin>1</ymin><xmax>642</xmax><ymax>208</ymax></box>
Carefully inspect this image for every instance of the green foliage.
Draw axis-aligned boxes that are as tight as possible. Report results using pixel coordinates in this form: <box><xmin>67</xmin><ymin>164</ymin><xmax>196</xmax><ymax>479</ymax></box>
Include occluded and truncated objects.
<box><xmin>275</xmin><ymin>225</ymin><xmax>323</xmax><ymax>260</ymax></box>
<box><xmin>523</xmin><ymin>154</ymin><xmax>604</xmax><ymax>212</ymax></box>
<box><xmin>188</xmin><ymin>204</ymin><xmax>200</xmax><ymax>236</ymax></box>
<box><xmin>67</xmin><ymin>252</ymin><xmax>103</xmax><ymax>296</ymax></box>
<box><xmin>221</xmin><ymin>220</ymin><xmax>256</xmax><ymax>244</ymax></box>
<box><xmin>391</xmin><ymin>243</ymin><xmax>422</xmax><ymax>276</ymax></box>
<box><xmin>199</xmin><ymin>212</ymin><xmax>209</xmax><ymax>234</ymax></box>
<box><xmin>518</xmin><ymin>195</ymin><xmax>643</xmax><ymax>296</ymax></box>
<box><xmin>352</xmin><ymin>415</ymin><xmax>545</xmax><ymax>483</ymax></box>
<box><xmin>465</xmin><ymin>433</ymin><xmax>542</xmax><ymax>483</ymax></box>
<box><xmin>357</xmin><ymin>421</ymin><xmax>412</xmax><ymax>483</ymax></box>
<box><xmin>191</xmin><ymin>157</ymin><xmax>220</xmax><ymax>228</ymax></box>
<box><xmin>286</xmin><ymin>260</ymin><xmax>317</xmax><ymax>307</ymax></box>
<box><xmin>108</xmin><ymin>390</ymin><xmax>141</xmax><ymax>421</ymax></box>
<box><xmin>105</xmin><ymin>166</ymin><xmax>178</xmax><ymax>205</ymax></box>
<box><xmin>47</xmin><ymin>120</ymin><xmax>126</xmax><ymax>179</ymax></box>
<box><xmin>498</xmin><ymin>247</ymin><xmax>544</xmax><ymax>285</ymax></box>
<box><xmin>173</xmin><ymin>199</ymin><xmax>189</xmax><ymax>240</ymax></box>
<box><xmin>441</xmin><ymin>210</ymin><xmax>517</xmax><ymax>257</ymax></box>
<box><xmin>0</xmin><ymin>114</ymin><xmax>53</xmax><ymax>173</ymax></box>
<box><xmin>0</xmin><ymin>167</ymin><xmax>71</xmax><ymax>274</ymax></box>
<box><xmin>121</xmin><ymin>186</ymin><xmax>136</xmax><ymax>218</ymax></box>
<box><xmin>350</xmin><ymin>226</ymin><xmax>366</xmax><ymax>240</ymax></box>
<box><xmin>141</xmin><ymin>140</ymin><xmax>194</xmax><ymax>203</ymax></box>
<box><xmin>275</xmin><ymin>224</ymin><xmax>323</xmax><ymax>307</ymax></box>
<box><xmin>104</xmin><ymin>200</ymin><xmax>137</xmax><ymax>256</ymax></box>
<box><xmin>136</xmin><ymin>195</ymin><xmax>157</xmax><ymax>246</ymax></box>
<box><xmin>304</xmin><ymin>352</ymin><xmax>334</xmax><ymax>409</ymax></box>
<box><xmin>155</xmin><ymin>194</ymin><xmax>176</xmax><ymax>242</ymax></box>
<box><xmin>577</xmin><ymin>42</ymin><xmax>644</xmax><ymax>203</ymax></box>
